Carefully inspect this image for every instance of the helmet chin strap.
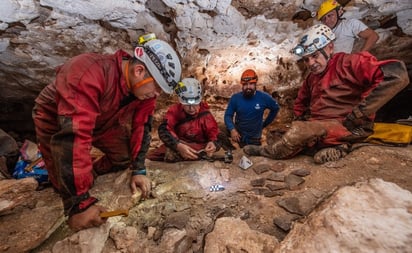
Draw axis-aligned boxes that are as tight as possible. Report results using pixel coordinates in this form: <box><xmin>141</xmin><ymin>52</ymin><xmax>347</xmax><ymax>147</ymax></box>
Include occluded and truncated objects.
<box><xmin>132</xmin><ymin>77</ymin><xmax>154</xmax><ymax>90</ymax></box>
<box><xmin>125</xmin><ymin>60</ymin><xmax>154</xmax><ymax>92</ymax></box>
<box><xmin>319</xmin><ymin>48</ymin><xmax>329</xmax><ymax>60</ymax></box>
<box><xmin>125</xmin><ymin>60</ymin><xmax>132</xmax><ymax>91</ymax></box>
<box><xmin>331</xmin><ymin>8</ymin><xmax>342</xmax><ymax>30</ymax></box>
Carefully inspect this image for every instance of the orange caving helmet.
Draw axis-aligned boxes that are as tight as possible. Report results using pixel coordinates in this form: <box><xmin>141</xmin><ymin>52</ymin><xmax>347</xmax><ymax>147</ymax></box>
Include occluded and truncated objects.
<box><xmin>241</xmin><ymin>69</ymin><xmax>258</xmax><ymax>84</ymax></box>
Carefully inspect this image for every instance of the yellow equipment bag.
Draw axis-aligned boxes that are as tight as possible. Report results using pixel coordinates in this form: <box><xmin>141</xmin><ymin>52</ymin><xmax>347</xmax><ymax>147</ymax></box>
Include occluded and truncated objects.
<box><xmin>366</xmin><ymin>123</ymin><xmax>412</xmax><ymax>146</ymax></box>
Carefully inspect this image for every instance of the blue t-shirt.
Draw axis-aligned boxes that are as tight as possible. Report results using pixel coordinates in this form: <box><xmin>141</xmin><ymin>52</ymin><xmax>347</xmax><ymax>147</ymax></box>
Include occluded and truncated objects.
<box><xmin>224</xmin><ymin>90</ymin><xmax>279</xmax><ymax>144</ymax></box>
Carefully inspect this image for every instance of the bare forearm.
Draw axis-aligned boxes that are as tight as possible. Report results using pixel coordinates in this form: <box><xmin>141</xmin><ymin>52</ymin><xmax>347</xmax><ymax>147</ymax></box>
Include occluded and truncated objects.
<box><xmin>359</xmin><ymin>29</ymin><xmax>379</xmax><ymax>52</ymax></box>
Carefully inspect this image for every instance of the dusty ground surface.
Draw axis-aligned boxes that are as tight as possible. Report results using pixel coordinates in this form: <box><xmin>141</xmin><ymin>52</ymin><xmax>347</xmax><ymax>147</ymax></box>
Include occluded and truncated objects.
<box><xmin>29</xmin><ymin>139</ymin><xmax>412</xmax><ymax>252</ymax></box>
<box><xmin>3</xmin><ymin>102</ymin><xmax>411</xmax><ymax>252</ymax></box>
<box><xmin>169</xmin><ymin>142</ymin><xmax>412</xmax><ymax>241</ymax></box>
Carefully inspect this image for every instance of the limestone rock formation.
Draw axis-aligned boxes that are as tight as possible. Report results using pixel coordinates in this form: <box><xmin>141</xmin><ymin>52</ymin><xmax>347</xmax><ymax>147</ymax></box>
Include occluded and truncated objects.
<box><xmin>278</xmin><ymin>178</ymin><xmax>412</xmax><ymax>253</ymax></box>
<box><xmin>0</xmin><ymin>0</ymin><xmax>411</xmax><ymax>132</ymax></box>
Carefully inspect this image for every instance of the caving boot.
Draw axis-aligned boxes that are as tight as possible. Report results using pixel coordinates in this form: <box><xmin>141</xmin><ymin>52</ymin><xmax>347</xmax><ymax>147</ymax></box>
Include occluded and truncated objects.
<box><xmin>243</xmin><ymin>145</ymin><xmax>263</xmax><ymax>156</ymax></box>
<box><xmin>243</xmin><ymin>143</ymin><xmax>283</xmax><ymax>159</ymax></box>
<box><xmin>313</xmin><ymin>144</ymin><xmax>351</xmax><ymax>164</ymax></box>
<box><xmin>243</xmin><ymin>138</ymin><xmax>301</xmax><ymax>159</ymax></box>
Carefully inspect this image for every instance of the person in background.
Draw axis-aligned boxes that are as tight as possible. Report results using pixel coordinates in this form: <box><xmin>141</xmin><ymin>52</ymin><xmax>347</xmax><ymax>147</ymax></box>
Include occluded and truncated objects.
<box><xmin>244</xmin><ymin>24</ymin><xmax>408</xmax><ymax>163</ymax></box>
<box><xmin>317</xmin><ymin>0</ymin><xmax>379</xmax><ymax>53</ymax></box>
<box><xmin>223</xmin><ymin>69</ymin><xmax>280</xmax><ymax>148</ymax></box>
<box><xmin>147</xmin><ymin>78</ymin><xmax>220</xmax><ymax>162</ymax></box>
<box><xmin>32</xmin><ymin>34</ymin><xmax>182</xmax><ymax>231</ymax></box>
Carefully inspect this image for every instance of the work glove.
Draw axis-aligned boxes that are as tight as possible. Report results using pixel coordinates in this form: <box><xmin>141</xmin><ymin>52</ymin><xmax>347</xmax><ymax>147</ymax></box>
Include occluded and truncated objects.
<box><xmin>343</xmin><ymin>112</ymin><xmax>374</xmax><ymax>139</ymax></box>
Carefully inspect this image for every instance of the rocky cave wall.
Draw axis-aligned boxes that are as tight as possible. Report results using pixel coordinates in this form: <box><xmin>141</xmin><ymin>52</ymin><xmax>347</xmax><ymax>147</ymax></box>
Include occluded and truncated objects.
<box><xmin>0</xmin><ymin>0</ymin><xmax>411</xmax><ymax>135</ymax></box>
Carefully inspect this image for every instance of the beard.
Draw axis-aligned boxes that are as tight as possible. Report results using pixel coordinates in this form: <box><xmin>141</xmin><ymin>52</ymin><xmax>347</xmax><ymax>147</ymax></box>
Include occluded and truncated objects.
<box><xmin>242</xmin><ymin>88</ymin><xmax>255</xmax><ymax>98</ymax></box>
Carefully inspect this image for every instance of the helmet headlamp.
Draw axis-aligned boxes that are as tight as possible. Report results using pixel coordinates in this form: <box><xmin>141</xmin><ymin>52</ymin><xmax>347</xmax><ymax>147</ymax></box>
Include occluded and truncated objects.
<box><xmin>292</xmin><ymin>45</ymin><xmax>305</xmax><ymax>57</ymax></box>
<box><xmin>138</xmin><ymin>33</ymin><xmax>156</xmax><ymax>45</ymax></box>
<box><xmin>181</xmin><ymin>96</ymin><xmax>201</xmax><ymax>105</ymax></box>
<box><xmin>292</xmin><ymin>25</ymin><xmax>336</xmax><ymax>58</ymax></box>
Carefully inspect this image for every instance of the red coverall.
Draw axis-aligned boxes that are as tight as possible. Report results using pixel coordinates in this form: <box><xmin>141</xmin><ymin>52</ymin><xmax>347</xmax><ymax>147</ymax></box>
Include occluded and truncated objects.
<box><xmin>292</xmin><ymin>51</ymin><xmax>407</xmax><ymax>147</ymax></box>
<box><xmin>33</xmin><ymin>50</ymin><xmax>155</xmax><ymax>216</ymax></box>
<box><xmin>147</xmin><ymin>102</ymin><xmax>219</xmax><ymax>161</ymax></box>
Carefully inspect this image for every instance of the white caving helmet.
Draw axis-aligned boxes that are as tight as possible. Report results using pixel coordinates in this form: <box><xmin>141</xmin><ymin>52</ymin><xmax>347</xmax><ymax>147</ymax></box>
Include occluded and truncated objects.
<box><xmin>291</xmin><ymin>24</ymin><xmax>336</xmax><ymax>58</ymax></box>
<box><xmin>177</xmin><ymin>78</ymin><xmax>202</xmax><ymax>105</ymax></box>
<box><xmin>134</xmin><ymin>34</ymin><xmax>182</xmax><ymax>94</ymax></box>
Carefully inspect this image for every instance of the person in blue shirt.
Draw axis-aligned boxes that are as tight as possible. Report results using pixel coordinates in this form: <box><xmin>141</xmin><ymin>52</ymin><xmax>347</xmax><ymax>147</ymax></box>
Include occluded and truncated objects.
<box><xmin>223</xmin><ymin>69</ymin><xmax>280</xmax><ymax>148</ymax></box>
